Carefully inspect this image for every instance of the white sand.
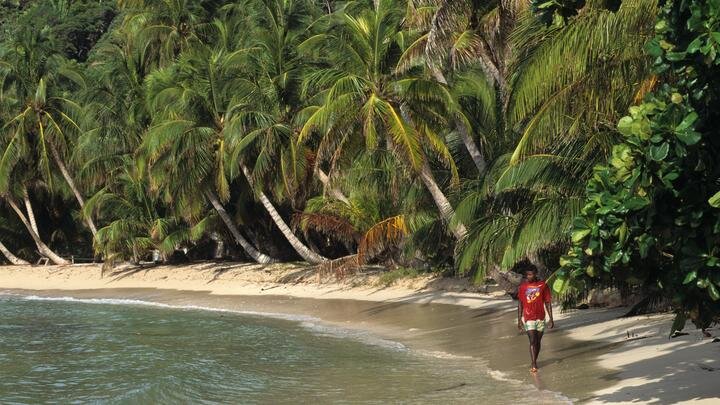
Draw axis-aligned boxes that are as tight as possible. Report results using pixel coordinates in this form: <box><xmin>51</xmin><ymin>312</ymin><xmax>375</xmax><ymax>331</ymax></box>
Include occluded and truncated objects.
<box><xmin>0</xmin><ymin>263</ymin><xmax>718</xmax><ymax>404</ymax></box>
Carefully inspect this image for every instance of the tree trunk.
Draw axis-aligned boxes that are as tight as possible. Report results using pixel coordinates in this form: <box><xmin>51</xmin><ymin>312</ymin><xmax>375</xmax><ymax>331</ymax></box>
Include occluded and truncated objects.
<box><xmin>430</xmin><ymin>68</ymin><xmax>487</xmax><ymax>175</ymax></box>
<box><xmin>205</xmin><ymin>190</ymin><xmax>275</xmax><ymax>264</ymax></box>
<box><xmin>241</xmin><ymin>164</ymin><xmax>327</xmax><ymax>264</ymax></box>
<box><xmin>210</xmin><ymin>232</ymin><xmax>225</xmax><ymax>259</ymax></box>
<box><xmin>23</xmin><ymin>188</ymin><xmax>40</xmax><ymax>236</ymax></box>
<box><xmin>50</xmin><ymin>144</ymin><xmax>98</xmax><ymax>237</ymax></box>
<box><xmin>488</xmin><ymin>264</ymin><xmax>523</xmax><ymax>297</ymax></box>
<box><xmin>418</xmin><ymin>162</ymin><xmax>468</xmax><ymax>241</ymax></box>
<box><xmin>385</xmin><ymin>125</ymin><xmax>467</xmax><ymax>242</ymax></box>
<box><xmin>7</xmin><ymin>198</ymin><xmax>69</xmax><ymax>265</ymax></box>
<box><xmin>316</xmin><ymin>168</ymin><xmax>350</xmax><ymax>203</ymax></box>
<box><xmin>0</xmin><ymin>242</ymin><xmax>30</xmax><ymax>265</ymax></box>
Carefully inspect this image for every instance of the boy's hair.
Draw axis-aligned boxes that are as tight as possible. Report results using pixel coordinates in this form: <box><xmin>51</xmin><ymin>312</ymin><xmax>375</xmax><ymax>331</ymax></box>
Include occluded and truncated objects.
<box><xmin>512</xmin><ymin>259</ymin><xmax>538</xmax><ymax>274</ymax></box>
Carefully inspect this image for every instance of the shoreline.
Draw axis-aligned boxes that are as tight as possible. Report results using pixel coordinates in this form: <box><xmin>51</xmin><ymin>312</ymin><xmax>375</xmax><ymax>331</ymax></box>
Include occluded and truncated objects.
<box><xmin>1</xmin><ymin>263</ymin><xmax>718</xmax><ymax>403</ymax></box>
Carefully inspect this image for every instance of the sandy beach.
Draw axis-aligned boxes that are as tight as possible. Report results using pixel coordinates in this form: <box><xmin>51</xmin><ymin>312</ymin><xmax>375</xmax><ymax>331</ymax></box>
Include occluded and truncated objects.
<box><xmin>0</xmin><ymin>263</ymin><xmax>718</xmax><ymax>404</ymax></box>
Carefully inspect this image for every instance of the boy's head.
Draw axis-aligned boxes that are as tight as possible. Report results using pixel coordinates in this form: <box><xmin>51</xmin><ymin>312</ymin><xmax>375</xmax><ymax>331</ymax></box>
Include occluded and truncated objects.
<box><xmin>513</xmin><ymin>259</ymin><xmax>539</xmax><ymax>282</ymax></box>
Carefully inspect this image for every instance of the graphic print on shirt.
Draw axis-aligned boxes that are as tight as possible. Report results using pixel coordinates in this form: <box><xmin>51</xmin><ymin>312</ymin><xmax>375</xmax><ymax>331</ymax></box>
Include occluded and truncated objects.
<box><xmin>525</xmin><ymin>286</ymin><xmax>541</xmax><ymax>304</ymax></box>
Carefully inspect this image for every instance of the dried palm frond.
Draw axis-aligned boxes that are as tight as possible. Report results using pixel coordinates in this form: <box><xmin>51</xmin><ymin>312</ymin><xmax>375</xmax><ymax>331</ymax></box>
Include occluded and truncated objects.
<box><xmin>316</xmin><ymin>254</ymin><xmax>361</xmax><ymax>280</ymax></box>
<box><xmin>293</xmin><ymin>212</ymin><xmax>361</xmax><ymax>245</ymax></box>
<box><xmin>358</xmin><ymin>215</ymin><xmax>409</xmax><ymax>264</ymax></box>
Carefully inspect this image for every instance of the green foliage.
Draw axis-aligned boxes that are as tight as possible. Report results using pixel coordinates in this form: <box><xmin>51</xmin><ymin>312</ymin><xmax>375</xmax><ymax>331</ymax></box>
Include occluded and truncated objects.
<box><xmin>0</xmin><ymin>0</ymin><xmax>672</xmax><ymax>292</ymax></box>
<box><xmin>558</xmin><ymin>0</ymin><xmax>720</xmax><ymax>330</ymax></box>
<box><xmin>532</xmin><ymin>0</ymin><xmax>586</xmax><ymax>26</ymax></box>
<box><xmin>376</xmin><ymin>267</ymin><xmax>421</xmax><ymax>286</ymax></box>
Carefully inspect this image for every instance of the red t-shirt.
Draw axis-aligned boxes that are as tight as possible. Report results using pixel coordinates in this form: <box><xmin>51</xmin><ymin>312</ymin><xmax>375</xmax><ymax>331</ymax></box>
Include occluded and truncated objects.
<box><xmin>518</xmin><ymin>280</ymin><xmax>552</xmax><ymax>321</ymax></box>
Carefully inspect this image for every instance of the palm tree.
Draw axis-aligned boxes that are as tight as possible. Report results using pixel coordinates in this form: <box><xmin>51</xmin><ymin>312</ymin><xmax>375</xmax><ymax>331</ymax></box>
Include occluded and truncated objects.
<box><xmin>453</xmin><ymin>0</ymin><xmax>658</xmax><ymax>280</ymax></box>
<box><xmin>117</xmin><ymin>0</ymin><xmax>211</xmax><ymax>69</ymax></box>
<box><xmin>140</xmin><ymin>31</ymin><xmax>282</xmax><ymax>264</ymax></box>
<box><xmin>220</xmin><ymin>0</ymin><xmax>330</xmax><ymax>263</ymax></box>
<box><xmin>85</xmin><ymin>160</ymin><xmax>207</xmax><ymax>266</ymax></box>
<box><xmin>3</xmin><ymin>189</ymin><xmax>69</xmax><ymax>265</ymax></box>
<box><xmin>299</xmin><ymin>0</ymin><xmax>467</xmax><ymax>241</ymax></box>
<box><xmin>0</xmin><ymin>29</ymin><xmax>99</xmax><ymax>238</ymax></box>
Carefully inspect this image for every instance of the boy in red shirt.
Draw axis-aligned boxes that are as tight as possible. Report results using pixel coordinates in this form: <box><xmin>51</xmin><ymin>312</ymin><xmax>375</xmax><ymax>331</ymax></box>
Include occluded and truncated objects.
<box><xmin>516</xmin><ymin>262</ymin><xmax>554</xmax><ymax>373</ymax></box>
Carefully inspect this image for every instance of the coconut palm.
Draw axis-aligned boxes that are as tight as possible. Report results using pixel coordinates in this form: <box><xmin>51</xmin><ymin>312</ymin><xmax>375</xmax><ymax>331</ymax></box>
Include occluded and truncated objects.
<box><xmin>85</xmin><ymin>159</ymin><xmax>207</xmax><ymax>266</ymax></box>
<box><xmin>117</xmin><ymin>0</ymin><xmax>213</xmax><ymax>69</ymax></box>
<box><xmin>0</xmin><ymin>29</ymin><xmax>99</xmax><ymax>239</ymax></box>
<box><xmin>219</xmin><ymin>0</ymin><xmax>331</xmax><ymax>263</ymax></box>
<box><xmin>140</xmin><ymin>70</ymin><xmax>276</xmax><ymax>263</ymax></box>
<box><xmin>453</xmin><ymin>0</ymin><xmax>658</xmax><ymax>280</ymax></box>
<box><xmin>299</xmin><ymin>0</ymin><xmax>467</xmax><ymax>241</ymax></box>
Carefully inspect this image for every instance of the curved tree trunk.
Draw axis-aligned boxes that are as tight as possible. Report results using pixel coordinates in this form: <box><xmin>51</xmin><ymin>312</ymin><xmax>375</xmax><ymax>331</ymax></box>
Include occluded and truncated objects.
<box><xmin>316</xmin><ymin>168</ymin><xmax>350</xmax><ymax>204</ymax></box>
<box><xmin>23</xmin><ymin>188</ymin><xmax>40</xmax><ymax>236</ymax></box>
<box><xmin>205</xmin><ymin>190</ymin><xmax>275</xmax><ymax>264</ymax></box>
<box><xmin>0</xmin><ymin>242</ymin><xmax>30</xmax><ymax>265</ymax></box>
<box><xmin>50</xmin><ymin>144</ymin><xmax>98</xmax><ymax>237</ymax></box>
<box><xmin>488</xmin><ymin>264</ymin><xmax>523</xmax><ymax>297</ymax></box>
<box><xmin>7</xmin><ymin>198</ymin><xmax>69</xmax><ymax>265</ymax></box>
<box><xmin>418</xmin><ymin>162</ymin><xmax>468</xmax><ymax>241</ymax></box>
<box><xmin>430</xmin><ymin>68</ymin><xmax>487</xmax><ymax>175</ymax></box>
<box><xmin>385</xmin><ymin>121</ymin><xmax>467</xmax><ymax>242</ymax></box>
<box><xmin>241</xmin><ymin>165</ymin><xmax>327</xmax><ymax>264</ymax></box>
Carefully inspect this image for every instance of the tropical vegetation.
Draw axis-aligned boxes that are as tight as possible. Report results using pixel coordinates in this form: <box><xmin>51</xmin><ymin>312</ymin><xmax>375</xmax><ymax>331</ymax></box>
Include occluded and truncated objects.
<box><xmin>0</xmin><ymin>0</ymin><xmax>717</xmax><ymax>327</ymax></box>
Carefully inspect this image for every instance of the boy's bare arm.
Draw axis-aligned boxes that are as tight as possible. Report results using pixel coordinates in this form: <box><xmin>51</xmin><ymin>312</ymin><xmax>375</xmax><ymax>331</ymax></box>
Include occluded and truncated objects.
<box><xmin>545</xmin><ymin>301</ymin><xmax>554</xmax><ymax>329</ymax></box>
<box><xmin>517</xmin><ymin>299</ymin><xmax>524</xmax><ymax>331</ymax></box>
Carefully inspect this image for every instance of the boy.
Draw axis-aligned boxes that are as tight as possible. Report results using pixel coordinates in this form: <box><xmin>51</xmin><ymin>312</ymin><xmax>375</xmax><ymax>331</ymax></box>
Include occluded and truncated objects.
<box><xmin>516</xmin><ymin>262</ymin><xmax>554</xmax><ymax>373</ymax></box>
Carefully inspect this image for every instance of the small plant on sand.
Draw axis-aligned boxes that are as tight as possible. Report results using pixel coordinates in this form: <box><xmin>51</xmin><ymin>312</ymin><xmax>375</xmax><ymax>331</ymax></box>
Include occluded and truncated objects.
<box><xmin>377</xmin><ymin>268</ymin><xmax>421</xmax><ymax>287</ymax></box>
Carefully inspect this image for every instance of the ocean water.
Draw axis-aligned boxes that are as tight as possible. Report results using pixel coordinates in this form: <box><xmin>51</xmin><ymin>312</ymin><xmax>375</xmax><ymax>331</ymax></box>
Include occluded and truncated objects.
<box><xmin>0</xmin><ymin>294</ymin><xmax>566</xmax><ymax>404</ymax></box>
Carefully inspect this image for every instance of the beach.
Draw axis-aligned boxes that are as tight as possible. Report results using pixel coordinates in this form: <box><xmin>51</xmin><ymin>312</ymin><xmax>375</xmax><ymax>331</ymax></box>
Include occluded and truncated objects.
<box><xmin>0</xmin><ymin>263</ymin><xmax>718</xmax><ymax>404</ymax></box>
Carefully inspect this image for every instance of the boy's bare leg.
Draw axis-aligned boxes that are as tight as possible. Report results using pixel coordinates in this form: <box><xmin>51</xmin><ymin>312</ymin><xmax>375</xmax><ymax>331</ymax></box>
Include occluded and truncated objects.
<box><xmin>527</xmin><ymin>330</ymin><xmax>539</xmax><ymax>372</ymax></box>
<box><xmin>534</xmin><ymin>332</ymin><xmax>543</xmax><ymax>369</ymax></box>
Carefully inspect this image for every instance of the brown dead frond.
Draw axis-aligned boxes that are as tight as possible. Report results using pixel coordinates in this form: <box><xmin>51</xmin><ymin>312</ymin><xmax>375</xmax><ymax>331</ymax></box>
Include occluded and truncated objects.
<box><xmin>293</xmin><ymin>212</ymin><xmax>361</xmax><ymax>245</ymax></box>
<box><xmin>357</xmin><ymin>215</ymin><xmax>409</xmax><ymax>265</ymax></box>
<box><xmin>316</xmin><ymin>254</ymin><xmax>361</xmax><ymax>280</ymax></box>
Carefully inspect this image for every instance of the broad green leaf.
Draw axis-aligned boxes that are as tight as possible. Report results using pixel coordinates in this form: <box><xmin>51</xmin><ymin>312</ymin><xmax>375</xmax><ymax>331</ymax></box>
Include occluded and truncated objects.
<box><xmin>709</xmin><ymin>284</ymin><xmax>720</xmax><ymax>301</ymax></box>
<box><xmin>676</xmin><ymin>112</ymin><xmax>698</xmax><ymax>131</ymax></box>
<box><xmin>552</xmin><ymin>277</ymin><xmax>568</xmax><ymax>294</ymax></box>
<box><xmin>665</xmin><ymin>51</ymin><xmax>687</xmax><ymax>61</ymax></box>
<box><xmin>571</xmin><ymin>228</ymin><xmax>591</xmax><ymax>243</ymax></box>
<box><xmin>676</xmin><ymin>130</ymin><xmax>702</xmax><ymax>145</ymax></box>
<box><xmin>683</xmin><ymin>271</ymin><xmax>697</xmax><ymax>284</ymax></box>
<box><xmin>625</xmin><ymin>197</ymin><xmax>650</xmax><ymax>210</ymax></box>
<box><xmin>649</xmin><ymin>143</ymin><xmax>669</xmax><ymax>161</ymax></box>
<box><xmin>687</xmin><ymin>37</ymin><xmax>703</xmax><ymax>53</ymax></box>
<box><xmin>709</xmin><ymin>191</ymin><xmax>720</xmax><ymax>208</ymax></box>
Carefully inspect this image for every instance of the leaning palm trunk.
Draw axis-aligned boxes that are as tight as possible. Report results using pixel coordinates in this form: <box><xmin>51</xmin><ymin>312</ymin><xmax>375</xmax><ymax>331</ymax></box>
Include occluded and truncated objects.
<box><xmin>6</xmin><ymin>198</ymin><xmax>69</xmax><ymax>265</ymax></box>
<box><xmin>488</xmin><ymin>264</ymin><xmax>523</xmax><ymax>296</ymax></box>
<box><xmin>205</xmin><ymin>190</ymin><xmax>275</xmax><ymax>264</ymax></box>
<box><xmin>418</xmin><ymin>162</ymin><xmax>468</xmax><ymax>241</ymax></box>
<box><xmin>430</xmin><ymin>68</ymin><xmax>487</xmax><ymax>174</ymax></box>
<box><xmin>23</xmin><ymin>188</ymin><xmax>41</xmax><ymax>236</ymax></box>
<box><xmin>386</xmin><ymin>126</ymin><xmax>467</xmax><ymax>242</ymax></box>
<box><xmin>316</xmin><ymin>168</ymin><xmax>350</xmax><ymax>204</ymax></box>
<box><xmin>50</xmin><ymin>144</ymin><xmax>98</xmax><ymax>237</ymax></box>
<box><xmin>241</xmin><ymin>165</ymin><xmax>327</xmax><ymax>264</ymax></box>
<box><xmin>0</xmin><ymin>241</ymin><xmax>30</xmax><ymax>265</ymax></box>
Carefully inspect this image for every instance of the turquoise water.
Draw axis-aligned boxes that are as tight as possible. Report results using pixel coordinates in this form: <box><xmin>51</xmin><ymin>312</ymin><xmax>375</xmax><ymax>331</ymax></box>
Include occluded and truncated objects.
<box><xmin>0</xmin><ymin>294</ymin><xmax>559</xmax><ymax>404</ymax></box>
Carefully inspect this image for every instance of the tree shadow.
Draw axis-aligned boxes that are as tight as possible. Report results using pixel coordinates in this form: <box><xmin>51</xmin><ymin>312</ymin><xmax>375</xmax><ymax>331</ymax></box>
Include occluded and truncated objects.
<box><xmin>358</xmin><ymin>290</ymin><xmax>514</xmax><ymax>316</ymax></box>
<box><xmin>107</xmin><ymin>264</ymin><xmax>159</xmax><ymax>281</ymax></box>
<box><xmin>583</xmin><ymin>329</ymin><xmax>720</xmax><ymax>404</ymax></box>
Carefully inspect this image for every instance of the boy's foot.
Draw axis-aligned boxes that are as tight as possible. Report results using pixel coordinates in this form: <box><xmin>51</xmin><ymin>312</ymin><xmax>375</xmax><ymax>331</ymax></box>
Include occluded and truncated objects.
<box><xmin>530</xmin><ymin>367</ymin><xmax>538</xmax><ymax>373</ymax></box>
